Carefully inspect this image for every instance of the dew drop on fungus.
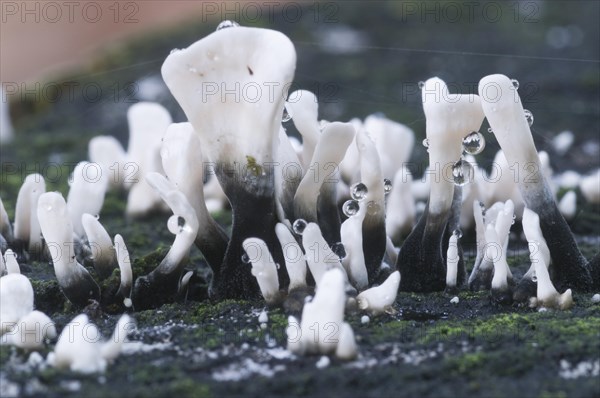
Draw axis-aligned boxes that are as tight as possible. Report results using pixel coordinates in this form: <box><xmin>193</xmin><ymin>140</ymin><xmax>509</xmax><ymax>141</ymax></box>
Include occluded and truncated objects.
<box><xmin>331</xmin><ymin>242</ymin><xmax>347</xmax><ymax>259</ymax></box>
<box><xmin>282</xmin><ymin>106</ymin><xmax>292</xmax><ymax>122</ymax></box>
<box><xmin>170</xmin><ymin>48</ymin><xmax>181</xmax><ymax>55</ymax></box>
<box><xmin>383</xmin><ymin>178</ymin><xmax>393</xmax><ymax>195</ymax></box>
<box><xmin>216</xmin><ymin>20</ymin><xmax>240</xmax><ymax>30</ymax></box>
<box><xmin>462</xmin><ymin>131</ymin><xmax>486</xmax><ymax>155</ymax></box>
<box><xmin>366</xmin><ymin>201</ymin><xmax>381</xmax><ymax>216</ymax></box>
<box><xmin>452</xmin><ymin>159</ymin><xmax>474</xmax><ymax>187</ymax></box>
<box><xmin>350</xmin><ymin>182</ymin><xmax>368</xmax><ymax>201</ymax></box>
<box><xmin>241</xmin><ymin>253</ymin><xmax>251</xmax><ymax>264</ymax></box>
<box><xmin>167</xmin><ymin>215</ymin><xmax>185</xmax><ymax>234</ymax></box>
<box><xmin>422</xmin><ymin>138</ymin><xmax>429</xmax><ymax>148</ymax></box>
<box><xmin>292</xmin><ymin>219</ymin><xmax>307</xmax><ymax>235</ymax></box>
<box><xmin>418</xmin><ymin>81</ymin><xmax>425</xmax><ymax>89</ymax></box>
<box><xmin>487</xmin><ymin>127</ymin><xmax>494</xmax><ymax>134</ymax></box>
<box><xmin>532</xmin><ymin>272</ymin><xmax>538</xmax><ymax>283</ymax></box>
<box><xmin>524</xmin><ymin>109</ymin><xmax>534</xmax><ymax>126</ymax></box>
<box><xmin>511</xmin><ymin>79</ymin><xmax>520</xmax><ymax>89</ymax></box>
<box><xmin>342</xmin><ymin>200</ymin><xmax>360</xmax><ymax>217</ymax></box>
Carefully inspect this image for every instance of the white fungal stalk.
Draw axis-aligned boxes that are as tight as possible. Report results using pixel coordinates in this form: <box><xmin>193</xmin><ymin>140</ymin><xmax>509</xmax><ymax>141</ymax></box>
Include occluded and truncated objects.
<box><xmin>114</xmin><ymin>234</ymin><xmax>133</xmax><ymax>308</ymax></box>
<box><xmin>13</xmin><ymin>173</ymin><xmax>46</xmax><ymax>252</ymax></box>
<box><xmin>422</xmin><ymin>78</ymin><xmax>484</xmax><ymax>216</ymax></box>
<box><xmin>124</xmin><ymin>102</ymin><xmax>171</xmax><ymax>217</ymax></box>
<box><xmin>356</xmin><ymin>271</ymin><xmax>400</xmax><ymax>315</ymax></box>
<box><xmin>530</xmin><ymin>244</ymin><xmax>573</xmax><ymax>311</ymax></box>
<box><xmin>486</xmin><ymin>225</ymin><xmax>510</xmax><ymax>293</ymax></box>
<box><xmin>363</xmin><ymin>114</ymin><xmax>415</xmax><ymax>181</ymax></box>
<box><xmin>386</xmin><ymin>166</ymin><xmax>416</xmax><ymax>242</ymax></box>
<box><xmin>37</xmin><ymin>192</ymin><xmax>100</xmax><ymax>306</ymax></box>
<box><xmin>67</xmin><ymin>162</ymin><xmax>108</xmax><ymax>237</ymax></box>
<box><xmin>145</xmin><ymin>173</ymin><xmax>200</xmax><ymax>273</ymax></box>
<box><xmin>0</xmin><ymin>87</ymin><xmax>13</xmax><ymax>143</ymax></box>
<box><xmin>275</xmin><ymin>223</ymin><xmax>307</xmax><ymax>291</ymax></box>
<box><xmin>558</xmin><ymin>191</ymin><xmax>577</xmax><ymax>221</ymax></box>
<box><xmin>479</xmin><ymin>73</ymin><xmax>590</xmax><ymax>290</ymax></box>
<box><xmin>293</xmin><ymin>122</ymin><xmax>355</xmax><ymax>222</ymax></box>
<box><xmin>88</xmin><ymin>136</ymin><xmax>127</xmax><ymax>189</ymax></box>
<box><xmin>286</xmin><ymin>90</ymin><xmax>320</xmax><ymax>169</ymax></box>
<box><xmin>1</xmin><ymin>310</ymin><xmax>56</xmax><ymax>350</ymax></box>
<box><xmin>49</xmin><ymin>314</ymin><xmax>133</xmax><ymax>373</ymax></box>
<box><xmin>287</xmin><ymin>268</ymin><xmax>352</xmax><ymax>357</ymax></box>
<box><xmin>82</xmin><ymin>213</ymin><xmax>117</xmax><ymax>279</ymax></box>
<box><xmin>161</xmin><ymin>27</ymin><xmax>295</xmax><ymax>167</ymax></box>
<box><xmin>0</xmin><ymin>273</ymin><xmax>34</xmax><ymax>335</ymax></box>
<box><xmin>3</xmin><ymin>249</ymin><xmax>20</xmax><ymax>274</ymax></box>
<box><xmin>521</xmin><ymin>207</ymin><xmax>551</xmax><ymax>285</ymax></box>
<box><xmin>302</xmin><ymin>223</ymin><xmax>347</xmax><ymax>286</ymax></box>
<box><xmin>446</xmin><ymin>233</ymin><xmax>459</xmax><ymax>291</ymax></box>
<box><xmin>243</xmin><ymin>238</ymin><xmax>280</xmax><ymax>304</ymax></box>
<box><xmin>340</xmin><ymin>213</ymin><xmax>368</xmax><ymax>291</ymax></box>
<box><xmin>580</xmin><ymin>169</ymin><xmax>600</xmax><ymax>204</ymax></box>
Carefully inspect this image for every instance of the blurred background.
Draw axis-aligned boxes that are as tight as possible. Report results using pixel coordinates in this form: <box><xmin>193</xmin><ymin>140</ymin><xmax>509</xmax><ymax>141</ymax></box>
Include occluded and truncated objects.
<box><xmin>1</xmin><ymin>0</ymin><xmax>599</xmax><ymax>185</ymax></box>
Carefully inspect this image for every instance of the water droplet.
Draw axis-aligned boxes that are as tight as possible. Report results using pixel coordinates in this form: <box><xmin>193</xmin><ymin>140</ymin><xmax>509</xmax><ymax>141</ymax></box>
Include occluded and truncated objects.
<box><xmin>462</xmin><ymin>131</ymin><xmax>486</xmax><ymax>155</ymax></box>
<box><xmin>216</xmin><ymin>20</ymin><xmax>239</xmax><ymax>30</ymax></box>
<box><xmin>282</xmin><ymin>106</ymin><xmax>292</xmax><ymax>122</ymax></box>
<box><xmin>94</xmin><ymin>214</ymin><xmax>100</xmax><ymax>220</ymax></box>
<box><xmin>331</xmin><ymin>242</ymin><xmax>346</xmax><ymax>259</ymax></box>
<box><xmin>292</xmin><ymin>219</ymin><xmax>307</xmax><ymax>235</ymax></box>
<box><xmin>487</xmin><ymin>127</ymin><xmax>494</xmax><ymax>134</ymax></box>
<box><xmin>342</xmin><ymin>200</ymin><xmax>360</xmax><ymax>217</ymax></box>
<box><xmin>170</xmin><ymin>48</ymin><xmax>180</xmax><ymax>55</ymax></box>
<box><xmin>350</xmin><ymin>182</ymin><xmax>368</xmax><ymax>201</ymax></box>
<box><xmin>524</xmin><ymin>109</ymin><xmax>534</xmax><ymax>126</ymax></box>
<box><xmin>367</xmin><ymin>201</ymin><xmax>381</xmax><ymax>216</ymax></box>
<box><xmin>511</xmin><ymin>214</ymin><xmax>516</xmax><ymax>225</ymax></box>
<box><xmin>532</xmin><ymin>273</ymin><xmax>538</xmax><ymax>283</ymax></box>
<box><xmin>418</xmin><ymin>81</ymin><xmax>425</xmax><ymax>89</ymax></box>
<box><xmin>275</xmin><ymin>263</ymin><xmax>281</xmax><ymax>270</ymax></box>
<box><xmin>167</xmin><ymin>215</ymin><xmax>185</xmax><ymax>234</ymax></box>
<box><xmin>452</xmin><ymin>229</ymin><xmax>463</xmax><ymax>239</ymax></box>
<box><xmin>383</xmin><ymin>178</ymin><xmax>393</xmax><ymax>195</ymax></box>
<box><xmin>511</xmin><ymin>79</ymin><xmax>520</xmax><ymax>90</ymax></box>
<box><xmin>452</xmin><ymin>159</ymin><xmax>474</xmax><ymax>187</ymax></box>
<box><xmin>241</xmin><ymin>253</ymin><xmax>251</xmax><ymax>264</ymax></box>
<box><xmin>422</xmin><ymin>138</ymin><xmax>429</xmax><ymax>148</ymax></box>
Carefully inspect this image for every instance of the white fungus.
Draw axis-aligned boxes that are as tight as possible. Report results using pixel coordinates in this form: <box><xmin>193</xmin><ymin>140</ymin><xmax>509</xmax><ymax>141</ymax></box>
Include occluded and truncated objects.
<box><xmin>356</xmin><ymin>271</ymin><xmax>400</xmax><ymax>315</ymax></box>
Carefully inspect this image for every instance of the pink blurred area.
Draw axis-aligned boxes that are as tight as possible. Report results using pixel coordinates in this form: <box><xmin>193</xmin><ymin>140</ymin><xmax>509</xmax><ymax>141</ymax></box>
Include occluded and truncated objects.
<box><xmin>1</xmin><ymin>1</ymin><xmax>209</xmax><ymax>83</ymax></box>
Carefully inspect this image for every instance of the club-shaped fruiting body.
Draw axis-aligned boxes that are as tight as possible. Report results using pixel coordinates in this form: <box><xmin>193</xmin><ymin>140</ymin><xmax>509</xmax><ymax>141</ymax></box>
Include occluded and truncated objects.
<box><xmin>13</xmin><ymin>173</ymin><xmax>46</xmax><ymax>254</ymax></box>
<box><xmin>132</xmin><ymin>173</ymin><xmax>199</xmax><ymax>308</ymax></box>
<box><xmin>355</xmin><ymin>129</ymin><xmax>387</xmax><ymax>282</ymax></box>
<box><xmin>3</xmin><ymin>249</ymin><xmax>20</xmax><ymax>274</ymax></box>
<box><xmin>82</xmin><ymin>214</ymin><xmax>117</xmax><ymax>279</ymax></box>
<box><xmin>37</xmin><ymin>192</ymin><xmax>100</xmax><ymax>307</ymax></box>
<box><xmin>161</xmin><ymin>122</ymin><xmax>229</xmax><ymax>273</ymax></box>
<box><xmin>356</xmin><ymin>271</ymin><xmax>400</xmax><ymax>315</ymax></box>
<box><xmin>580</xmin><ymin>169</ymin><xmax>600</xmax><ymax>204</ymax></box>
<box><xmin>67</xmin><ymin>162</ymin><xmax>108</xmax><ymax>237</ymax></box>
<box><xmin>486</xmin><ymin>225</ymin><xmax>513</xmax><ymax>304</ymax></box>
<box><xmin>0</xmin><ymin>273</ymin><xmax>34</xmax><ymax>335</ymax></box>
<box><xmin>124</xmin><ymin>102</ymin><xmax>172</xmax><ymax>217</ymax></box>
<box><xmin>302</xmin><ymin>223</ymin><xmax>347</xmax><ymax>287</ymax></box>
<box><xmin>1</xmin><ymin>310</ymin><xmax>56</xmax><ymax>350</ymax></box>
<box><xmin>275</xmin><ymin>223</ymin><xmax>307</xmax><ymax>291</ymax></box>
<box><xmin>481</xmin><ymin>150</ymin><xmax>524</xmax><ymax>214</ymax></box>
<box><xmin>335</xmin><ymin>322</ymin><xmax>358</xmax><ymax>360</ymax></box>
<box><xmin>88</xmin><ymin>136</ymin><xmax>127</xmax><ymax>189</ymax></box>
<box><xmin>293</xmin><ymin>121</ymin><xmax>355</xmax><ymax>242</ymax></box>
<box><xmin>479</xmin><ymin>74</ymin><xmax>592</xmax><ymax>291</ymax></box>
<box><xmin>287</xmin><ymin>268</ymin><xmax>351</xmax><ymax>356</ymax></box>
<box><xmin>114</xmin><ymin>234</ymin><xmax>133</xmax><ymax>308</ymax></box>
<box><xmin>243</xmin><ymin>237</ymin><xmax>280</xmax><ymax>305</ymax></box>
<box><xmin>386</xmin><ymin>167</ymin><xmax>416</xmax><ymax>243</ymax></box>
<box><xmin>558</xmin><ymin>191</ymin><xmax>577</xmax><ymax>221</ymax></box>
<box><xmin>340</xmin><ymin>212</ymin><xmax>369</xmax><ymax>291</ymax></box>
<box><xmin>49</xmin><ymin>314</ymin><xmax>133</xmax><ymax>373</ymax></box>
<box><xmin>161</xmin><ymin>26</ymin><xmax>295</xmax><ymax>299</ymax></box>
<box><xmin>446</xmin><ymin>233</ymin><xmax>459</xmax><ymax>293</ymax></box>
<box><xmin>529</xmin><ymin>239</ymin><xmax>573</xmax><ymax>310</ymax></box>
<box><xmin>286</xmin><ymin>90</ymin><xmax>320</xmax><ymax>169</ymax></box>
<box><xmin>397</xmin><ymin>77</ymin><xmax>484</xmax><ymax>292</ymax></box>
<box><xmin>515</xmin><ymin>207</ymin><xmax>552</xmax><ymax>302</ymax></box>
